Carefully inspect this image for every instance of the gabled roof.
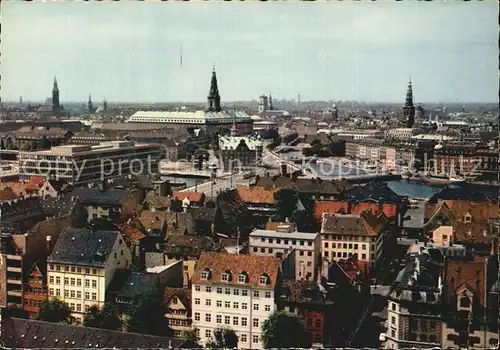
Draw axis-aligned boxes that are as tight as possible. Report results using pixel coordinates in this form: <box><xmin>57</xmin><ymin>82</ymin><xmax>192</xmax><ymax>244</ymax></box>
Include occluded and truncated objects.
<box><xmin>192</xmin><ymin>251</ymin><xmax>281</xmax><ymax>290</ymax></box>
<box><xmin>110</xmin><ymin>271</ymin><xmax>161</xmax><ymax>300</ymax></box>
<box><xmin>445</xmin><ymin>256</ymin><xmax>487</xmax><ymax>307</ymax></box>
<box><xmin>65</xmin><ymin>188</ymin><xmax>129</xmax><ymax>206</ymax></box>
<box><xmin>314</xmin><ymin>200</ymin><xmax>396</xmax><ymax>223</ymax></box>
<box><xmin>139</xmin><ymin>210</ymin><xmax>195</xmax><ymax>236</ymax></box>
<box><xmin>321</xmin><ymin>212</ymin><xmax>385</xmax><ymax>237</ymax></box>
<box><xmin>164</xmin><ymin>235</ymin><xmax>218</xmax><ymax>257</ymax></box>
<box><xmin>235</xmin><ymin>185</ymin><xmax>278</xmax><ymax>204</ymax></box>
<box><xmin>47</xmin><ymin>228</ymin><xmax>119</xmax><ymax>267</ymax></box>
<box><xmin>0</xmin><ymin>318</ymin><xmax>195</xmax><ymax>349</ymax></box>
<box><xmin>254</xmin><ymin>175</ymin><xmax>349</xmax><ymax>195</ymax></box>
<box><xmin>341</xmin><ymin>181</ymin><xmax>403</xmax><ymax>204</ymax></box>
<box><xmin>0</xmin><ymin>187</ymin><xmax>18</xmax><ymax>202</ymax></box>
<box><xmin>172</xmin><ymin>191</ymin><xmax>204</xmax><ymax>203</ymax></box>
<box><xmin>164</xmin><ymin>288</ymin><xmax>192</xmax><ymax>312</ymax></box>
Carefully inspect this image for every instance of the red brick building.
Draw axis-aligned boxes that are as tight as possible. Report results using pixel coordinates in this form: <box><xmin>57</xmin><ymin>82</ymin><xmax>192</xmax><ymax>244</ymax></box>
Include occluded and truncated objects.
<box><xmin>279</xmin><ymin>280</ymin><xmax>335</xmax><ymax>347</ymax></box>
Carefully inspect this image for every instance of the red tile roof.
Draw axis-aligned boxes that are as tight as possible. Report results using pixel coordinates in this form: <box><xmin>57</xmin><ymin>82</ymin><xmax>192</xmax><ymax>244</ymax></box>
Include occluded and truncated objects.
<box><xmin>235</xmin><ymin>185</ymin><xmax>279</xmax><ymax>204</ymax></box>
<box><xmin>192</xmin><ymin>251</ymin><xmax>281</xmax><ymax>290</ymax></box>
<box><xmin>445</xmin><ymin>257</ymin><xmax>487</xmax><ymax>307</ymax></box>
<box><xmin>314</xmin><ymin>200</ymin><xmax>395</xmax><ymax>224</ymax></box>
<box><xmin>172</xmin><ymin>191</ymin><xmax>204</xmax><ymax>203</ymax></box>
<box><xmin>321</xmin><ymin>211</ymin><xmax>385</xmax><ymax>237</ymax></box>
<box><xmin>0</xmin><ymin>187</ymin><xmax>18</xmax><ymax>202</ymax></box>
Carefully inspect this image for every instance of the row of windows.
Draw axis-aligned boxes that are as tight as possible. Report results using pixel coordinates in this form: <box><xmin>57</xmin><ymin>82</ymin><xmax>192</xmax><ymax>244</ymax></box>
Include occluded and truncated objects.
<box><xmin>198</xmin><ymin>329</ymin><xmax>259</xmax><ymax>344</ymax></box>
<box><xmin>68</xmin><ymin>303</ymin><xmax>95</xmax><ymax>314</ymax></box>
<box><xmin>194</xmin><ymin>285</ymin><xmax>271</xmax><ymax>298</ymax></box>
<box><xmin>325</xmin><ymin>242</ymin><xmax>373</xmax><ymax>250</ymax></box>
<box><xmin>252</xmin><ymin>247</ymin><xmax>313</xmax><ymax>257</ymax></box>
<box><xmin>49</xmin><ymin>288</ymin><xmax>97</xmax><ymax>301</ymax></box>
<box><xmin>48</xmin><ymin>265</ymin><xmax>99</xmax><ymax>275</ymax></box>
<box><xmin>194</xmin><ymin>312</ymin><xmax>262</xmax><ymax>328</ymax></box>
<box><xmin>322</xmin><ymin>235</ymin><xmax>376</xmax><ymax>242</ymax></box>
<box><xmin>256</xmin><ymin>237</ymin><xmax>314</xmax><ymax>246</ymax></box>
<box><xmin>324</xmin><ymin>251</ymin><xmax>375</xmax><ymax>260</ymax></box>
<box><xmin>194</xmin><ymin>298</ymin><xmax>271</xmax><ymax>312</ymax></box>
<box><xmin>49</xmin><ymin>276</ymin><xmax>98</xmax><ymax>288</ymax></box>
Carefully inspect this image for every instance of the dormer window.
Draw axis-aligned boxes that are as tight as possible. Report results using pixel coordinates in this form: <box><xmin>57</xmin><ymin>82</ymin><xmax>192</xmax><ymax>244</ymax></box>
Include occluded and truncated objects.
<box><xmin>221</xmin><ymin>270</ymin><xmax>232</xmax><ymax>282</ymax></box>
<box><xmin>459</xmin><ymin>295</ymin><xmax>471</xmax><ymax>308</ymax></box>
<box><xmin>201</xmin><ymin>268</ymin><xmax>211</xmax><ymax>280</ymax></box>
<box><xmin>238</xmin><ymin>272</ymin><xmax>248</xmax><ymax>283</ymax></box>
<box><xmin>464</xmin><ymin>213</ymin><xmax>472</xmax><ymax>223</ymax></box>
<box><xmin>259</xmin><ymin>273</ymin><xmax>269</xmax><ymax>285</ymax></box>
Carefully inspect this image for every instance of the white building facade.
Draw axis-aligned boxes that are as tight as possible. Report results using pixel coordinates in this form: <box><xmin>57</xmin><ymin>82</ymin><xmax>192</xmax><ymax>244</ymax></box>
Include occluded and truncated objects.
<box><xmin>191</xmin><ymin>252</ymin><xmax>282</xmax><ymax>349</ymax></box>
<box><xmin>249</xmin><ymin>222</ymin><xmax>320</xmax><ymax>281</ymax></box>
<box><xmin>46</xmin><ymin>228</ymin><xmax>131</xmax><ymax>324</ymax></box>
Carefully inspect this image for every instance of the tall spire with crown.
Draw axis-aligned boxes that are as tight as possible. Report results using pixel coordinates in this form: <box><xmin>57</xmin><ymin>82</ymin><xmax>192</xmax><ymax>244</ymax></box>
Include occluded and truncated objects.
<box><xmin>52</xmin><ymin>77</ymin><xmax>60</xmax><ymax>112</ymax></box>
<box><xmin>207</xmin><ymin>65</ymin><xmax>221</xmax><ymax>112</ymax></box>
<box><xmin>269</xmin><ymin>92</ymin><xmax>274</xmax><ymax>111</ymax></box>
<box><xmin>88</xmin><ymin>93</ymin><xmax>94</xmax><ymax>114</ymax></box>
<box><xmin>403</xmin><ymin>78</ymin><xmax>415</xmax><ymax>128</ymax></box>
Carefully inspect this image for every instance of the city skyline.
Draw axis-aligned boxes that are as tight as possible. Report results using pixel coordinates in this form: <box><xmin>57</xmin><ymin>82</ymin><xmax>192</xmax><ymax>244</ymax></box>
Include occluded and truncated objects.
<box><xmin>1</xmin><ymin>2</ymin><xmax>497</xmax><ymax>104</ymax></box>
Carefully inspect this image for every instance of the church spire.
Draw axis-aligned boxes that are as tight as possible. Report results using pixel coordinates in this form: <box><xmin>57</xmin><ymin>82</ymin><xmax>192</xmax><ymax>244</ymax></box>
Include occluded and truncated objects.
<box><xmin>53</xmin><ymin>77</ymin><xmax>59</xmax><ymax>91</ymax></box>
<box><xmin>269</xmin><ymin>92</ymin><xmax>274</xmax><ymax>111</ymax></box>
<box><xmin>405</xmin><ymin>79</ymin><xmax>413</xmax><ymax>107</ymax></box>
<box><xmin>403</xmin><ymin>78</ymin><xmax>415</xmax><ymax>128</ymax></box>
<box><xmin>207</xmin><ymin>66</ymin><xmax>221</xmax><ymax>112</ymax></box>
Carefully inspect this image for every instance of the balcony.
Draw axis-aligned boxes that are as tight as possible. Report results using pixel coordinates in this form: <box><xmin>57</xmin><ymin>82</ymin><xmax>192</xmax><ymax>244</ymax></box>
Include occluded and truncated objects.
<box><xmin>7</xmin><ymin>278</ymin><xmax>22</xmax><ymax>284</ymax></box>
<box><xmin>7</xmin><ymin>266</ymin><xmax>22</xmax><ymax>273</ymax></box>
<box><xmin>6</xmin><ymin>254</ymin><xmax>22</xmax><ymax>260</ymax></box>
<box><xmin>7</xmin><ymin>290</ymin><xmax>22</xmax><ymax>297</ymax></box>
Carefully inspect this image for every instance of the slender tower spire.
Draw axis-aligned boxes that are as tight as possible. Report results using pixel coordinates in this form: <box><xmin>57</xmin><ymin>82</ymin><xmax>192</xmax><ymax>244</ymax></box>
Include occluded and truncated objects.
<box><xmin>207</xmin><ymin>65</ymin><xmax>222</xmax><ymax>112</ymax></box>
<box><xmin>269</xmin><ymin>92</ymin><xmax>274</xmax><ymax>111</ymax></box>
<box><xmin>52</xmin><ymin>77</ymin><xmax>60</xmax><ymax>112</ymax></box>
<box><xmin>88</xmin><ymin>93</ymin><xmax>94</xmax><ymax>113</ymax></box>
<box><xmin>403</xmin><ymin>78</ymin><xmax>415</xmax><ymax>128</ymax></box>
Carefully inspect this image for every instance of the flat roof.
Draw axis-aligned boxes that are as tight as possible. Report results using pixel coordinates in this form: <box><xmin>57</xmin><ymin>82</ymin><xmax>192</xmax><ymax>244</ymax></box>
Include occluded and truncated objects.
<box><xmin>250</xmin><ymin>229</ymin><xmax>319</xmax><ymax>240</ymax></box>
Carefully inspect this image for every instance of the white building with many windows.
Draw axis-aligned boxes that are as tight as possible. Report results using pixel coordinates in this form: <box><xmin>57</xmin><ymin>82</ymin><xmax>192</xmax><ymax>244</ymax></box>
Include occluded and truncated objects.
<box><xmin>249</xmin><ymin>222</ymin><xmax>321</xmax><ymax>281</ymax></box>
<box><xmin>46</xmin><ymin>228</ymin><xmax>131</xmax><ymax>324</ymax></box>
<box><xmin>191</xmin><ymin>252</ymin><xmax>283</xmax><ymax>349</ymax></box>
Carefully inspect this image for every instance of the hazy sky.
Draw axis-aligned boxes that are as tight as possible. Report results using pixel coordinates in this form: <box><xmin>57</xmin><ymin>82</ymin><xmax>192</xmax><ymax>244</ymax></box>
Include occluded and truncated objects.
<box><xmin>1</xmin><ymin>2</ymin><xmax>497</xmax><ymax>104</ymax></box>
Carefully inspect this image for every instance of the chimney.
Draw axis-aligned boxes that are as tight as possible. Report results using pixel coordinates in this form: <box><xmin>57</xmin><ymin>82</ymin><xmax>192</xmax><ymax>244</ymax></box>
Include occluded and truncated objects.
<box><xmin>46</xmin><ymin>236</ymin><xmax>52</xmax><ymax>254</ymax></box>
<box><xmin>138</xmin><ymin>248</ymin><xmax>146</xmax><ymax>272</ymax></box>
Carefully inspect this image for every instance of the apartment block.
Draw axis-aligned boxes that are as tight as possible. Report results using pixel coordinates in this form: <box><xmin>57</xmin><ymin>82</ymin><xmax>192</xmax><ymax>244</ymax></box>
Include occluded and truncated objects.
<box><xmin>191</xmin><ymin>252</ymin><xmax>284</xmax><ymax>349</ymax></box>
<box><xmin>46</xmin><ymin>228</ymin><xmax>132</xmax><ymax>324</ymax></box>
<box><xmin>249</xmin><ymin>222</ymin><xmax>320</xmax><ymax>281</ymax></box>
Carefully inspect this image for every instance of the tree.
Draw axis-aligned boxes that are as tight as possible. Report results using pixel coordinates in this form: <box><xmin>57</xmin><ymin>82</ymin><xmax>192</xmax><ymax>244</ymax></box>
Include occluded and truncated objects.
<box><xmin>39</xmin><ymin>298</ymin><xmax>72</xmax><ymax>324</ymax></box>
<box><xmin>84</xmin><ymin>303</ymin><xmax>122</xmax><ymax>330</ymax></box>
<box><xmin>206</xmin><ymin>327</ymin><xmax>238</xmax><ymax>349</ymax></box>
<box><xmin>71</xmin><ymin>201</ymin><xmax>88</xmax><ymax>228</ymax></box>
<box><xmin>291</xmin><ymin>209</ymin><xmax>318</xmax><ymax>233</ymax></box>
<box><xmin>273</xmin><ymin>188</ymin><xmax>299</xmax><ymax>221</ymax></box>
<box><xmin>83</xmin><ymin>305</ymin><xmax>101</xmax><ymax>328</ymax></box>
<box><xmin>261</xmin><ymin>312</ymin><xmax>312</xmax><ymax>349</ymax></box>
<box><xmin>171</xmin><ymin>198</ymin><xmax>183</xmax><ymax>212</ymax></box>
<box><xmin>183</xmin><ymin>329</ymin><xmax>200</xmax><ymax>347</ymax></box>
<box><xmin>126</xmin><ymin>289</ymin><xmax>173</xmax><ymax>337</ymax></box>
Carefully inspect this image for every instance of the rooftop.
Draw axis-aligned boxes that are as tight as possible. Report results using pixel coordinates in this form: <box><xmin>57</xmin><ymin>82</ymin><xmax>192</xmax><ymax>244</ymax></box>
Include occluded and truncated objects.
<box><xmin>192</xmin><ymin>251</ymin><xmax>282</xmax><ymax>289</ymax></box>
<box><xmin>47</xmin><ymin>228</ymin><xmax>119</xmax><ymax>267</ymax></box>
<box><xmin>0</xmin><ymin>318</ymin><xmax>195</xmax><ymax>349</ymax></box>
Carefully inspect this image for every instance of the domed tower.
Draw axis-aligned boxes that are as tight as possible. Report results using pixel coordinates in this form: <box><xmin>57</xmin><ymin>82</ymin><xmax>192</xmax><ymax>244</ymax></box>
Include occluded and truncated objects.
<box><xmin>403</xmin><ymin>79</ymin><xmax>415</xmax><ymax>128</ymax></box>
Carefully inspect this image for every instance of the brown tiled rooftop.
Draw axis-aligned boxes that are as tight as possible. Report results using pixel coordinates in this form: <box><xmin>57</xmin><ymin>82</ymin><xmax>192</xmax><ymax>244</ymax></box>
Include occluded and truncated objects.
<box><xmin>235</xmin><ymin>185</ymin><xmax>278</xmax><ymax>204</ymax></box>
<box><xmin>321</xmin><ymin>211</ymin><xmax>385</xmax><ymax>236</ymax></box>
<box><xmin>192</xmin><ymin>251</ymin><xmax>281</xmax><ymax>290</ymax></box>
<box><xmin>172</xmin><ymin>191</ymin><xmax>204</xmax><ymax>203</ymax></box>
<box><xmin>445</xmin><ymin>256</ymin><xmax>487</xmax><ymax>307</ymax></box>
